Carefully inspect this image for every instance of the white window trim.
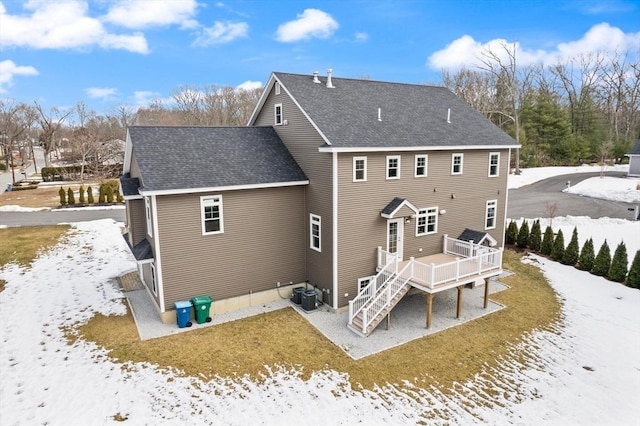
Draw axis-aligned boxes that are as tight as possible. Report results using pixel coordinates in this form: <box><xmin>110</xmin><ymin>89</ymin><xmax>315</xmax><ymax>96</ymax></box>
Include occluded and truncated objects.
<box><xmin>414</xmin><ymin>154</ymin><xmax>428</xmax><ymax>177</ymax></box>
<box><xmin>201</xmin><ymin>195</ymin><xmax>224</xmax><ymax>235</ymax></box>
<box><xmin>275</xmin><ymin>82</ymin><xmax>281</xmax><ymax>95</ymax></box>
<box><xmin>353</xmin><ymin>156</ymin><xmax>367</xmax><ymax>182</ymax></box>
<box><xmin>145</xmin><ymin>196</ymin><xmax>153</xmax><ymax>238</ymax></box>
<box><xmin>274</xmin><ymin>103</ymin><xmax>283</xmax><ymax>126</ymax></box>
<box><xmin>358</xmin><ymin>276</ymin><xmax>374</xmax><ymax>292</ymax></box>
<box><xmin>451</xmin><ymin>153</ymin><xmax>463</xmax><ymax>175</ymax></box>
<box><xmin>150</xmin><ymin>262</ymin><xmax>158</xmax><ymax>296</ymax></box>
<box><xmin>416</xmin><ymin>207</ymin><xmax>438</xmax><ymax>236</ymax></box>
<box><xmin>488</xmin><ymin>152</ymin><xmax>500</xmax><ymax>177</ymax></box>
<box><xmin>386</xmin><ymin>155</ymin><xmax>401</xmax><ymax>180</ymax></box>
<box><xmin>310</xmin><ymin>214</ymin><xmax>321</xmax><ymax>252</ymax></box>
<box><xmin>485</xmin><ymin>200</ymin><xmax>497</xmax><ymax>230</ymax></box>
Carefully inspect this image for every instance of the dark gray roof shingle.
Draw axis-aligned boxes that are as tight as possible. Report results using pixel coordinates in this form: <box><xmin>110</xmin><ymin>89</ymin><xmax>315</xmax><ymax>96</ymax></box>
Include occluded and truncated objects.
<box><xmin>128</xmin><ymin>126</ymin><xmax>307</xmax><ymax>192</ymax></box>
<box><xmin>119</xmin><ymin>175</ymin><xmax>140</xmax><ymax>196</ymax></box>
<box><xmin>381</xmin><ymin>197</ymin><xmax>406</xmax><ymax>216</ymax></box>
<box><xmin>274</xmin><ymin>72</ymin><xmax>518</xmax><ymax>149</ymax></box>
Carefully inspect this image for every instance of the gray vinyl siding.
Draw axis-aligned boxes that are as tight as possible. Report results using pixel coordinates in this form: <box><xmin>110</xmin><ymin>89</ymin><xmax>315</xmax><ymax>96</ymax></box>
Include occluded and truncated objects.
<box><xmin>127</xmin><ymin>198</ymin><xmax>146</xmax><ymax>246</ymax></box>
<box><xmin>254</xmin><ymin>84</ymin><xmax>334</xmax><ymax>298</ymax></box>
<box><xmin>336</xmin><ymin>149</ymin><xmax>509</xmax><ymax>307</ymax></box>
<box><xmin>155</xmin><ymin>186</ymin><xmax>306</xmax><ymax>310</ymax></box>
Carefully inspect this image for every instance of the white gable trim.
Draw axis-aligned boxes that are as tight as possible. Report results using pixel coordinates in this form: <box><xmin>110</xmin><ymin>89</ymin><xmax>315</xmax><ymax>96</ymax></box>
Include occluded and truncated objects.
<box><xmin>123</xmin><ymin>130</ymin><xmax>133</xmax><ymax>174</ymax></box>
<box><xmin>380</xmin><ymin>199</ymin><xmax>420</xmax><ymax>219</ymax></box>
<box><xmin>139</xmin><ymin>180</ymin><xmax>309</xmax><ymax>197</ymax></box>
<box><xmin>248</xmin><ymin>73</ymin><xmax>333</xmax><ymax>146</ymax></box>
<box><xmin>319</xmin><ymin>144</ymin><xmax>520</xmax><ymax>153</ymax></box>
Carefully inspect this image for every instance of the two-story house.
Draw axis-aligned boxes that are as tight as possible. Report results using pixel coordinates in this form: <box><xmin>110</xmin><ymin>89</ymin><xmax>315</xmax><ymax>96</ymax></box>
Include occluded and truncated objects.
<box><xmin>121</xmin><ymin>70</ymin><xmax>519</xmax><ymax>336</ymax></box>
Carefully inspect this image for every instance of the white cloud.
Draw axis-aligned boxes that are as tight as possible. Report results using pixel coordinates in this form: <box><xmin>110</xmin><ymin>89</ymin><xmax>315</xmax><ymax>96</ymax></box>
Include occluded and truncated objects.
<box><xmin>0</xmin><ymin>60</ymin><xmax>39</xmax><ymax>93</ymax></box>
<box><xmin>236</xmin><ymin>80</ymin><xmax>262</xmax><ymax>91</ymax></box>
<box><xmin>85</xmin><ymin>87</ymin><xmax>117</xmax><ymax>100</ymax></box>
<box><xmin>0</xmin><ymin>0</ymin><xmax>149</xmax><ymax>53</ymax></box>
<box><xmin>355</xmin><ymin>32</ymin><xmax>369</xmax><ymax>43</ymax></box>
<box><xmin>193</xmin><ymin>21</ymin><xmax>248</xmax><ymax>46</ymax></box>
<box><xmin>276</xmin><ymin>9</ymin><xmax>338</xmax><ymax>42</ymax></box>
<box><xmin>103</xmin><ymin>0</ymin><xmax>199</xmax><ymax>29</ymax></box>
<box><xmin>428</xmin><ymin>23</ymin><xmax>640</xmax><ymax>70</ymax></box>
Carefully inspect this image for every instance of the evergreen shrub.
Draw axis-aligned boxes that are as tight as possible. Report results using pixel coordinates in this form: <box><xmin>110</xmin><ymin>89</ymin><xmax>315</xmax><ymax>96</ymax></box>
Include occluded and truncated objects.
<box><xmin>592</xmin><ymin>240</ymin><xmax>611</xmax><ymax>277</ymax></box>
<box><xmin>608</xmin><ymin>242</ymin><xmax>628</xmax><ymax>283</ymax></box>
<box><xmin>551</xmin><ymin>229</ymin><xmax>565</xmax><ymax>261</ymax></box>
<box><xmin>541</xmin><ymin>226</ymin><xmax>554</xmax><ymax>256</ymax></box>
<box><xmin>562</xmin><ymin>227</ymin><xmax>579</xmax><ymax>265</ymax></box>
<box><xmin>577</xmin><ymin>238</ymin><xmax>595</xmax><ymax>271</ymax></box>
<box><xmin>517</xmin><ymin>221</ymin><xmax>530</xmax><ymax>249</ymax></box>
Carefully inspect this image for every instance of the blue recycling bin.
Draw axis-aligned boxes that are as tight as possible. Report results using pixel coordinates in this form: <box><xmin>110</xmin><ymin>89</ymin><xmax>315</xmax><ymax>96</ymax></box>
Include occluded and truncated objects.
<box><xmin>174</xmin><ymin>300</ymin><xmax>193</xmax><ymax>328</ymax></box>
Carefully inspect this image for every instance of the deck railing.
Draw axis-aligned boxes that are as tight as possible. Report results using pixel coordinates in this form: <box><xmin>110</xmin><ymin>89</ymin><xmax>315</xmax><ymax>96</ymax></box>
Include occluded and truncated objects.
<box><xmin>348</xmin><ymin>239</ymin><xmax>503</xmax><ymax>334</ymax></box>
<box><xmin>411</xmin><ymin>250</ymin><xmax>502</xmax><ymax>288</ymax></box>
<box><xmin>348</xmin><ymin>248</ymin><xmax>398</xmax><ymax>325</ymax></box>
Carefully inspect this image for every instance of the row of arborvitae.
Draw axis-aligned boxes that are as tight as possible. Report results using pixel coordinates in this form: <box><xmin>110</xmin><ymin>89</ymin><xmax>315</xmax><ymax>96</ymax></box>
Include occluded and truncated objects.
<box><xmin>58</xmin><ymin>181</ymin><xmax>123</xmax><ymax>206</ymax></box>
<box><xmin>506</xmin><ymin>219</ymin><xmax>640</xmax><ymax>289</ymax></box>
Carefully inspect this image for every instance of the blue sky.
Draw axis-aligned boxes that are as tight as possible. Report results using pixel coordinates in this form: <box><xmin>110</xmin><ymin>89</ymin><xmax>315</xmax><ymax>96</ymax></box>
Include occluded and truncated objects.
<box><xmin>1</xmin><ymin>0</ymin><xmax>639</xmax><ymax>116</ymax></box>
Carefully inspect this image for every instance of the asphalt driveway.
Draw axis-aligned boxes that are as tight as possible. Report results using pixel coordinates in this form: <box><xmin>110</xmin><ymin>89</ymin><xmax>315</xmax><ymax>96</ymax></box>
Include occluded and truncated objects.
<box><xmin>507</xmin><ymin>171</ymin><xmax>638</xmax><ymax>220</ymax></box>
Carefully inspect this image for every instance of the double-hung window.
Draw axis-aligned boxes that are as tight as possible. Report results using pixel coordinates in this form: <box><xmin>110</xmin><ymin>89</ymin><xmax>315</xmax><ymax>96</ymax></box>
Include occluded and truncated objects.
<box><xmin>274</xmin><ymin>103</ymin><xmax>283</xmax><ymax>125</ymax></box>
<box><xmin>386</xmin><ymin>155</ymin><xmax>400</xmax><ymax>179</ymax></box>
<box><xmin>310</xmin><ymin>214</ymin><xmax>321</xmax><ymax>252</ymax></box>
<box><xmin>488</xmin><ymin>152</ymin><xmax>500</xmax><ymax>177</ymax></box>
<box><xmin>353</xmin><ymin>156</ymin><xmax>367</xmax><ymax>182</ymax></box>
<box><xmin>415</xmin><ymin>154</ymin><xmax>427</xmax><ymax>177</ymax></box>
<box><xmin>451</xmin><ymin>153</ymin><xmax>463</xmax><ymax>175</ymax></box>
<box><xmin>485</xmin><ymin>200</ymin><xmax>497</xmax><ymax>230</ymax></box>
<box><xmin>201</xmin><ymin>195</ymin><xmax>224</xmax><ymax>234</ymax></box>
<box><xmin>416</xmin><ymin>207</ymin><xmax>438</xmax><ymax>236</ymax></box>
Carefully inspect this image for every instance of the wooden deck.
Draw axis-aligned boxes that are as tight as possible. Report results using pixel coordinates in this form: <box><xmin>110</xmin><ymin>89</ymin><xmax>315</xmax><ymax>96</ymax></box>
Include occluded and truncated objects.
<box><xmin>397</xmin><ymin>253</ymin><xmax>502</xmax><ymax>294</ymax></box>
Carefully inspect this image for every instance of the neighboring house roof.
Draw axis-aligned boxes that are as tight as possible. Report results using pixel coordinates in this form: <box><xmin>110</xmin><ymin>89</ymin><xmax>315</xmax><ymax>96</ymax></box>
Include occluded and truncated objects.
<box><xmin>259</xmin><ymin>72</ymin><xmax>519</xmax><ymax>150</ymax></box>
<box><xmin>457</xmin><ymin>228</ymin><xmax>498</xmax><ymax>247</ymax></box>
<box><xmin>128</xmin><ymin>126</ymin><xmax>308</xmax><ymax>193</ymax></box>
<box><xmin>119</xmin><ymin>175</ymin><xmax>140</xmax><ymax>197</ymax></box>
<box><xmin>627</xmin><ymin>139</ymin><xmax>640</xmax><ymax>156</ymax></box>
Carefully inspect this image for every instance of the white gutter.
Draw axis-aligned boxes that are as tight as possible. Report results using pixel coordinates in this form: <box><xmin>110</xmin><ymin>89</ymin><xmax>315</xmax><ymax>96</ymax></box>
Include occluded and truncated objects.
<box><xmin>139</xmin><ymin>180</ymin><xmax>309</xmax><ymax>197</ymax></box>
<box><xmin>318</xmin><ymin>144</ymin><xmax>521</xmax><ymax>153</ymax></box>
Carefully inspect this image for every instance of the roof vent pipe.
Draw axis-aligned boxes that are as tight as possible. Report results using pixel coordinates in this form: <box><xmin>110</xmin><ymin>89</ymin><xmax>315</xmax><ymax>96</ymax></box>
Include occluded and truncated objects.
<box><xmin>326</xmin><ymin>68</ymin><xmax>335</xmax><ymax>88</ymax></box>
<box><xmin>378</xmin><ymin>108</ymin><xmax>382</xmax><ymax>121</ymax></box>
<box><xmin>313</xmin><ymin>71</ymin><xmax>321</xmax><ymax>84</ymax></box>
<box><xmin>447</xmin><ymin>108</ymin><xmax>451</xmax><ymax>123</ymax></box>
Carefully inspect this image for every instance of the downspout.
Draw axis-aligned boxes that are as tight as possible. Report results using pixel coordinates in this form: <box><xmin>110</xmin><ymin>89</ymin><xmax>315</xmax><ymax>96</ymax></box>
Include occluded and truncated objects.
<box><xmin>332</xmin><ymin>151</ymin><xmax>339</xmax><ymax>309</ymax></box>
<box><xmin>151</xmin><ymin>194</ymin><xmax>165</xmax><ymax>312</ymax></box>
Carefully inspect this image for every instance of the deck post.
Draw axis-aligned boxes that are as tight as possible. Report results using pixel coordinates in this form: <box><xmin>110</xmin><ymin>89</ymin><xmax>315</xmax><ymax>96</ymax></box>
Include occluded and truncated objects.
<box><xmin>483</xmin><ymin>277</ymin><xmax>490</xmax><ymax>309</ymax></box>
<box><xmin>426</xmin><ymin>293</ymin><xmax>434</xmax><ymax>328</ymax></box>
<box><xmin>386</xmin><ymin>313</ymin><xmax>390</xmax><ymax>330</ymax></box>
<box><xmin>456</xmin><ymin>285</ymin><xmax>463</xmax><ymax>318</ymax></box>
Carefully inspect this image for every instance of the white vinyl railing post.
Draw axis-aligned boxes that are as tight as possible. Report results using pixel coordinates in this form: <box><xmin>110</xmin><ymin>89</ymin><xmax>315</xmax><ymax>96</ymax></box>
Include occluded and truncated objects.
<box><xmin>455</xmin><ymin>257</ymin><xmax>460</xmax><ymax>280</ymax></box>
<box><xmin>430</xmin><ymin>263</ymin><xmax>436</xmax><ymax>287</ymax></box>
<box><xmin>443</xmin><ymin>234</ymin><xmax>448</xmax><ymax>254</ymax></box>
<box><xmin>348</xmin><ymin>301</ymin><xmax>353</xmax><ymax>325</ymax></box>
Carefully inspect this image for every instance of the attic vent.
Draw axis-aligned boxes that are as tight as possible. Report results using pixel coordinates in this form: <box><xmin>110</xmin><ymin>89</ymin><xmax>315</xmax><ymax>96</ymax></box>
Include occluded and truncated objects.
<box><xmin>313</xmin><ymin>71</ymin><xmax>321</xmax><ymax>83</ymax></box>
<box><xmin>326</xmin><ymin>68</ymin><xmax>335</xmax><ymax>88</ymax></box>
<box><xmin>378</xmin><ymin>108</ymin><xmax>382</xmax><ymax>121</ymax></box>
<box><xmin>447</xmin><ymin>108</ymin><xmax>451</xmax><ymax>123</ymax></box>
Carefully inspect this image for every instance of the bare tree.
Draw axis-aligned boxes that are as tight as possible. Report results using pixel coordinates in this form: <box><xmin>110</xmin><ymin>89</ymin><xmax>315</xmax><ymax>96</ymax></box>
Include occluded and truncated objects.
<box><xmin>34</xmin><ymin>101</ymin><xmax>73</xmax><ymax>167</ymax></box>
<box><xmin>544</xmin><ymin>201</ymin><xmax>559</xmax><ymax>227</ymax></box>
<box><xmin>476</xmin><ymin>42</ymin><xmax>536</xmax><ymax>174</ymax></box>
<box><xmin>0</xmin><ymin>100</ymin><xmax>37</xmax><ymax>182</ymax></box>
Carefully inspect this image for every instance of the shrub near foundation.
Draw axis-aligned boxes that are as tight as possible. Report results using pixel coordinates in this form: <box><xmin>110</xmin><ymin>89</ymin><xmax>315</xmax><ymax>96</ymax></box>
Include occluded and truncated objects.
<box><xmin>76</xmin><ymin>250</ymin><xmax>561</xmax><ymax>392</ymax></box>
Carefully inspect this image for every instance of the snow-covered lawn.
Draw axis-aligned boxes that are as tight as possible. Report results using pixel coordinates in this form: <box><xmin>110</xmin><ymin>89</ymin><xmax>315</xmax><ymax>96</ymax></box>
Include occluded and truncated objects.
<box><xmin>1</xmin><ymin>167</ymin><xmax>639</xmax><ymax>425</ymax></box>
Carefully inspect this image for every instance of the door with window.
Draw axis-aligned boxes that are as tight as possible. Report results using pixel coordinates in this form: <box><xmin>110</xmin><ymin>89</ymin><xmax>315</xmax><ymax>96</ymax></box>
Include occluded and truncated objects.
<box><xmin>387</xmin><ymin>218</ymin><xmax>404</xmax><ymax>261</ymax></box>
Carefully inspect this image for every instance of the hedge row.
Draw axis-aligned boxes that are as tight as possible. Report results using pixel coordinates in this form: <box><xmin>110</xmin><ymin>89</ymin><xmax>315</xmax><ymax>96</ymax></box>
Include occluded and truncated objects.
<box><xmin>58</xmin><ymin>180</ymin><xmax>123</xmax><ymax>206</ymax></box>
<box><xmin>506</xmin><ymin>219</ymin><xmax>640</xmax><ymax>289</ymax></box>
<box><xmin>42</xmin><ymin>164</ymin><xmax>123</xmax><ymax>182</ymax></box>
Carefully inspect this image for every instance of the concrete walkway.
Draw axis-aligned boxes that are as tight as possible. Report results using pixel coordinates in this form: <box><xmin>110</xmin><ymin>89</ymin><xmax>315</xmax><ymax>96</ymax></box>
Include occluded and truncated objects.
<box><xmin>124</xmin><ymin>273</ymin><xmax>510</xmax><ymax>360</ymax></box>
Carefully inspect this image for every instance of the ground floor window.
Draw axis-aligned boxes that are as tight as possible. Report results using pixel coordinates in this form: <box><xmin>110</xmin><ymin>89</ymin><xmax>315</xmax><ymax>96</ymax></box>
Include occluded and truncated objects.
<box><xmin>485</xmin><ymin>200</ymin><xmax>497</xmax><ymax>229</ymax></box>
<box><xmin>150</xmin><ymin>262</ymin><xmax>157</xmax><ymax>296</ymax></box>
<box><xmin>310</xmin><ymin>214</ymin><xmax>321</xmax><ymax>252</ymax></box>
<box><xmin>416</xmin><ymin>207</ymin><xmax>438</xmax><ymax>235</ymax></box>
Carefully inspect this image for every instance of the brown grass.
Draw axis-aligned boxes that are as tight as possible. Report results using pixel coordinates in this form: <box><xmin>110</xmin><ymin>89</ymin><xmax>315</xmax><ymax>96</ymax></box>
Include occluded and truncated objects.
<box><xmin>76</xmin><ymin>249</ymin><xmax>561</xmax><ymax>391</ymax></box>
<box><xmin>0</xmin><ymin>226</ymin><xmax>70</xmax><ymax>270</ymax></box>
<box><xmin>0</xmin><ymin>183</ymin><xmax>102</xmax><ymax>208</ymax></box>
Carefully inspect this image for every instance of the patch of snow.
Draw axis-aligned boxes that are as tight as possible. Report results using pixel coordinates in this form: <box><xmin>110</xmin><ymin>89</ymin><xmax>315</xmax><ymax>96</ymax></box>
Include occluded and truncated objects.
<box><xmin>0</xmin><ymin>205</ymin><xmax>51</xmax><ymax>212</ymax></box>
<box><xmin>564</xmin><ymin>176</ymin><xmax>640</xmax><ymax>203</ymax></box>
<box><xmin>508</xmin><ymin>164</ymin><xmax>629</xmax><ymax>189</ymax></box>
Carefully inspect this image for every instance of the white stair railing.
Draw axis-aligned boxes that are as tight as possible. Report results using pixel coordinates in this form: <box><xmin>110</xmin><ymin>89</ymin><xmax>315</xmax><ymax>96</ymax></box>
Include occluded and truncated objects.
<box><xmin>348</xmin><ymin>248</ymin><xmax>397</xmax><ymax>325</ymax></box>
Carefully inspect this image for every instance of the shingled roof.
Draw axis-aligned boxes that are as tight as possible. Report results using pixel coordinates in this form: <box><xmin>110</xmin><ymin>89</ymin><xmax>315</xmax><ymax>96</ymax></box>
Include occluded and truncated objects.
<box><xmin>271</xmin><ymin>72</ymin><xmax>519</xmax><ymax>149</ymax></box>
<box><xmin>128</xmin><ymin>126</ymin><xmax>307</xmax><ymax>193</ymax></box>
<box><xmin>627</xmin><ymin>139</ymin><xmax>640</xmax><ymax>156</ymax></box>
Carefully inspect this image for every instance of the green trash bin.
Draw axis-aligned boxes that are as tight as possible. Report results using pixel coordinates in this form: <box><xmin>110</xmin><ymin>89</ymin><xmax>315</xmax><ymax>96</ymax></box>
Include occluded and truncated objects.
<box><xmin>191</xmin><ymin>295</ymin><xmax>213</xmax><ymax>324</ymax></box>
